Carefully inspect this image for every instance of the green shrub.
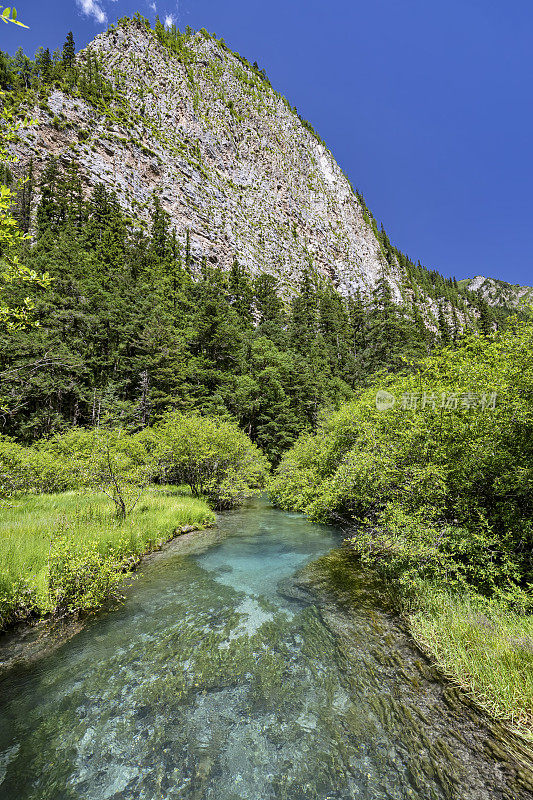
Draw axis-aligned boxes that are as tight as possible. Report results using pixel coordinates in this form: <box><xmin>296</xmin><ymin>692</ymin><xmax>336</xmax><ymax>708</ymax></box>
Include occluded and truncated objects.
<box><xmin>0</xmin><ymin>436</ymin><xmax>73</xmax><ymax>497</ymax></box>
<box><xmin>38</xmin><ymin>428</ymin><xmax>158</xmax><ymax>518</ymax></box>
<box><xmin>271</xmin><ymin>319</ymin><xmax>533</xmax><ymax>595</ymax></box>
<box><xmin>151</xmin><ymin>413</ymin><xmax>269</xmax><ymax>509</ymax></box>
<box><xmin>48</xmin><ymin>533</ymin><xmax>126</xmax><ymax>613</ymax></box>
<box><xmin>347</xmin><ymin>505</ymin><xmax>524</xmax><ymax>601</ymax></box>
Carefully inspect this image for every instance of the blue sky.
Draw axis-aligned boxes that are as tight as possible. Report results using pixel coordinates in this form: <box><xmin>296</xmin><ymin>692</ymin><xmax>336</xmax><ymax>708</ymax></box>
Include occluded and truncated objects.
<box><xmin>4</xmin><ymin>0</ymin><xmax>532</xmax><ymax>286</ymax></box>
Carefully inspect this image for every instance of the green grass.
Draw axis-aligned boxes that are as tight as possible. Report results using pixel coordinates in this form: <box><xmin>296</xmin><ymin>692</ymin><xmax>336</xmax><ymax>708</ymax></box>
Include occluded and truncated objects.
<box><xmin>0</xmin><ymin>486</ymin><xmax>215</xmax><ymax>629</ymax></box>
<box><xmin>408</xmin><ymin>588</ymin><xmax>533</xmax><ymax>741</ymax></box>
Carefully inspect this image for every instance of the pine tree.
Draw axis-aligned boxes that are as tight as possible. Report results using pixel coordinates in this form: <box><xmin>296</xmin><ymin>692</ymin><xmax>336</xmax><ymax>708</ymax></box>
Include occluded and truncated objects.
<box><xmin>84</xmin><ymin>183</ymin><xmax>127</xmax><ymax>268</ymax></box>
<box><xmin>290</xmin><ymin>267</ymin><xmax>317</xmax><ymax>353</ymax></box>
<box><xmin>150</xmin><ymin>196</ymin><xmax>170</xmax><ymax>260</ymax></box>
<box><xmin>346</xmin><ymin>289</ymin><xmax>367</xmax><ymax>381</ymax></box>
<box><xmin>62</xmin><ymin>31</ymin><xmax>75</xmax><ymax>67</ymax></box>
<box><xmin>251</xmin><ymin>274</ymin><xmax>286</xmax><ymax>347</ymax></box>
<box><xmin>185</xmin><ymin>228</ymin><xmax>192</xmax><ymax>271</ymax></box>
<box><xmin>318</xmin><ymin>285</ymin><xmax>351</xmax><ymax>378</ymax></box>
<box><xmin>36</xmin><ymin>157</ymin><xmax>60</xmax><ymax>235</ymax></box>
<box><xmin>451</xmin><ymin>306</ymin><xmax>461</xmax><ymax>343</ymax></box>
<box><xmin>13</xmin><ymin>47</ymin><xmax>33</xmax><ymax>89</ymax></box>
<box><xmin>36</xmin><ymin>47</ymin><xmax>52</xmax><ymax>83</ymax></box>
<box><xmin>438</xmin><ymin>302</ymin><xmax>451</xmax><ymax>346</ymax></box>
<box><xmin>228</xmin><ymin>257</ymin><xmax>254</xmax><ymax>327</ymax></box>
<box><xmin>476</xmin><ymin>289</ymin><xmax>494</xmax><ymax>336</ymax></box>
<box><xmin>16</xmin><ymin>158</ymin><xmax>34</xmax><ymax>233</ymax></box>
<box><xmin>0</xmin><ymin>51</ymin><xmax>12</xmax><ymax>89</ymax></box>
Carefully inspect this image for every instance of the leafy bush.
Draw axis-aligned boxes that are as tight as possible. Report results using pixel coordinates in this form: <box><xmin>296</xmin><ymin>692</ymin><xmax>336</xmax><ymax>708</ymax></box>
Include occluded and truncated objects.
<box><xmin>347</xmin><ymin>505</ymin><xmax>524</xmax><ymax>601</ymax></box>
<box><xmin>271</xmin><ymin>319</ymin><xmax>533</xmax><ymax>596</ymax></box>
<box><xmin>36</xmin><ymin>415</ymin><xmax>268</xmax><ymax>511</ymax></box>
<box><xmin>0</xmin><ymin>574</ymin><xmax>38</xmax><ymax>629</ymax></box>
<box><xmin>48</xmin><ymin>533</ymin><xmax>126</xmax><ymax>613</ymax></box>
<box><xmin>38</xmin><ymin>428</ymin><xmax>158</xmax><ymax>517</ymax></box>
<box><xmin>151</xmin><ymin>413</ymin><xmax>269</xmax><ymax>509</ymax></box>
<box><xmin>0</xmin><ymin>436</ymin><xmax>73</xmax><ymax>497</ymax></box>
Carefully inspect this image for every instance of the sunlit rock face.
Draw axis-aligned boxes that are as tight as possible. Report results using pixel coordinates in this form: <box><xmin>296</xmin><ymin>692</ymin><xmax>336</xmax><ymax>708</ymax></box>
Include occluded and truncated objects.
<box><xmin>13</xmin><ymin>17</ymin><xmax>402</xmax><ymax>300</ymax></box>
<box><xmin>463</xmin><ymin>276</ymin><xmax>533</xmax><ymax>310</ymax></box>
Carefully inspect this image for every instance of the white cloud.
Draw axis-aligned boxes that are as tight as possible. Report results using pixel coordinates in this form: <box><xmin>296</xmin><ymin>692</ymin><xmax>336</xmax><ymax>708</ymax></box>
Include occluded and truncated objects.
<box><xmin>164</xmin><ymin>13</ymin><xmax>176</xmax><ymax>27</ymax></box>
<box><xmin>149</xmin><ymin>1</ymin><xmax>157</xmax><ymax>10</ymax></box>
<box><xmin>76</xmin><ymin>0</ymin><xmax>107</xmax><ymax>25</ymax></box>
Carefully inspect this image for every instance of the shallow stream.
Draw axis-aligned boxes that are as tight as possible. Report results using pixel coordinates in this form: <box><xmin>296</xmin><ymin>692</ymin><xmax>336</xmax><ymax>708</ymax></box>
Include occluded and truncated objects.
<box><xmin>0</xmin><ymin>498</ymin><xmax>531</xmax><ymax>799</ymax></box>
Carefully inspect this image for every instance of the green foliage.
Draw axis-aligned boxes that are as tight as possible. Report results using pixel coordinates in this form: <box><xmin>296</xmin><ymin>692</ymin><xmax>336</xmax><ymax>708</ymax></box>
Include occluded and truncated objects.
<box><xmin>0</xmin><ymin>6</ymin><xmax>27</xmax><ymax>27</ymax></box>
<box><xmin>61</xmin><ymin>31</ymin><xmax>75</xmax><ymax>67</ymax></box>
<box><xmin>408</xmin><ymin>588</ymin><xmax>533</xmax><ymax>736</ymax></box>
<box><xmin>0</xmin><ymin>408</ymin><xmax>268</xmax><ymax>517</ymax></box>
<box><xmin>152</xmin><ymin>413</ymin><xmax>269</xmax><ymax>509</ymax></box>
<box><xmin>0</xmin><ymin>98</ymin><xmax>50</xmax><ymax>330</ymax></box>
<box><xmin>38</xmin><ymin>427</ymin><xmax>156</xmax><ymax>518</ymax></box>
<box><xmin>0</xmin><ymin>156</ymin><xmax>447</xmax><ymax>463</ymax></box>
<box><xmin>349</xmin><ymin>505</ymin><xmax>523</xmax><ymax>600</ymax></box>
<box><xmin>48</xmin><ymin>532</ymin><xmax>126</xmax><ymax>613</ymax></box>
<box><xmin>352</xmin><ymin>193</ymin><xmax>519</xmax><ymax>338</ymax></box>
<box><xmin>0</xmin><ymin>30</ymin><xmax>114</xmax><ymax>113</ymax></box>
<box><xmin>153</xmin><ymin>16</ymin><xmax>196</xmax><ymax>67</ymax></box>
<box><xmin>76</xmin><ymin>51</ymin><xmax>114</xmax><ymax>108</ymax></box>
<box><xmin>0</xmin><ymin>436</ymin><xmax>73</xmax><ymax>496</ymax></box>
<box><xmin>271</xmin><ymin>320</ymin><xmax>533</xmax><ymax>600</ymax></box>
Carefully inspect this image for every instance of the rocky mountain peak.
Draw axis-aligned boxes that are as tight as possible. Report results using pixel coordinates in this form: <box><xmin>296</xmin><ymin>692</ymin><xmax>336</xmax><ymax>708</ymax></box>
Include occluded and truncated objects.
<box><xmin>13</xmin><ymin>17</ymin><xmax>398</xmax><ymax>299</ymax></box>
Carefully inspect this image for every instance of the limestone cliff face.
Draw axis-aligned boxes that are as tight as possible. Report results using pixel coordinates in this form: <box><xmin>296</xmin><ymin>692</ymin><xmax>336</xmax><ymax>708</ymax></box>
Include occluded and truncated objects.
<box><xmin>462</xmin><ymin>276</ymin><xmax>533</xmax><ymax>310</ymax></box>
<box><xmin>12</xmin><ymin>18</ymin><xmax>401</xmax><ymax>299</ymax></box>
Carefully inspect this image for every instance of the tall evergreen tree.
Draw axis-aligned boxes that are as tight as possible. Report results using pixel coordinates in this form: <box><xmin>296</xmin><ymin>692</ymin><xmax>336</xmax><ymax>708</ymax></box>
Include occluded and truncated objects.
<box><xmin>150</xmin><ymin>196</ymin><xmax>170</xmax><ymax>261</ymax></box>
<box><xmin>476</xmin><ymin>289</ymin><xmax>494</xmax><ymax>336</ymax></box>
<box><xmin>62</xmin><ymin>31</ymin><xmax>75</xmax><ymax>67</ymax></box>
<box><xmin>438</xmin><ymin>302</ymin><xmax>452</xmax><ymax>346</ymax></box>
<box><xmin>228</xmin><ymin>257</ymin><xmax>254</xmax><ymax>327</ymax></box>
<box><xmin>36</xmin><ymin>47</ymin><xmax>52</xmax><ymax>82</ymax></box>
<box><xmin>13</xmin><ymin>47</ymin><xmax>33</xmax><ymax>88</ymax></box>
<box><xmin>290</xmin><ymin>267</ymin><xmax>317</xmax><ymax>353</ymax></box>
<box><xmin>15</xmin><ymin>158</ymin><xmax>34</xmax><ymax>233</ymax></box>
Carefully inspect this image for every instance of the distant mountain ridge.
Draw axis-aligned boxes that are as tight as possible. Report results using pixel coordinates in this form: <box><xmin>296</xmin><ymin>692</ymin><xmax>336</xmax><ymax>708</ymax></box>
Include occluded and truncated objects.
<box><xmin>459</xmin><ymin>276</ymin><xmax>533</xmax><ymax>312</ymax></box>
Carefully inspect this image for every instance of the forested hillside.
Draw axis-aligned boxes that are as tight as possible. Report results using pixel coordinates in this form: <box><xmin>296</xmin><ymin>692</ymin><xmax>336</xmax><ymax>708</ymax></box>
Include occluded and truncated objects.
<box><xmin>1</xmin><ymin>18</ymin><xmax>526</xmax><ymax>461</ymax></box>
<box><xmin>0</xmin><ymin>167</ymin><xmax>415</xmax><ymax>461</ymax></box>
<box><xmin>0</xmin><ymin>159</ymin><xmax>510</xmax><ymax>463</ymax></box>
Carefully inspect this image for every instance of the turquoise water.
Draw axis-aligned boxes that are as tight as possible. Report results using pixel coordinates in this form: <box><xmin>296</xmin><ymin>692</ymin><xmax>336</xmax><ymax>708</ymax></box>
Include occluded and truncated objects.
<box><xmin>0</xmin><ymin>499</ymin><xmax>530</xmax><ymax>799</ymax></box>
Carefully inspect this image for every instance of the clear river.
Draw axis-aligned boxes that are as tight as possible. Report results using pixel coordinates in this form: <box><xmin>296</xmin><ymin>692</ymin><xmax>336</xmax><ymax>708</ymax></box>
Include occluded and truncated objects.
<box><xmin>0</xmin><ymin>498</ymin><xmax>531</xmax><ymax>800</ymax></box>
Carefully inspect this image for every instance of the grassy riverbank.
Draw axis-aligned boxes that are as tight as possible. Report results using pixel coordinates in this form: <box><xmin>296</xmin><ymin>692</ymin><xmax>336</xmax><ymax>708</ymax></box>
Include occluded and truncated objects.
<box><xmin>406</xmin><ymin>588</ymin><xmax>533</xmax><ymax>742</ymax></box>
<box><xmin>0</xmin><ymin>486</ymin><xmax>215</xmax><ymax>630</ymax></box>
